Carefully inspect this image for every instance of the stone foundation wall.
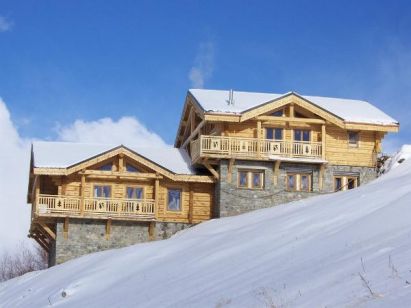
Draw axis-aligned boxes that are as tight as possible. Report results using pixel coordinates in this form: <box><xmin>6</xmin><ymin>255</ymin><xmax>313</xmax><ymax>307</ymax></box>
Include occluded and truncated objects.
<box><xmin>217</xmin><ymin>159</ymin><xmax>377</xmax><ymax>217</ymax></box>
<box><xmin>50</xmin><ymin>219</ymin><xmax>191</xmax><ymax>266</ymax></box>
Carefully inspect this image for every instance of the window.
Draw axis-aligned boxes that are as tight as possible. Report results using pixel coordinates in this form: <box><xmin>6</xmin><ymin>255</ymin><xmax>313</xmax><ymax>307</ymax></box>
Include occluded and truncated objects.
<box><xmin>238</xmin><ymin>171</ymin><xmax>248</xmax><ymax>188</ymax></box>
<box><xmin>271</xmin><ymin>109</ymin><xmax>284</xmax><ymax>117</ymax></box>
<box><xmin>294</xmin><ymin>129</ymin><xmax>310</xmax><ymax>142</ymax></box>
<box><xmin>237</xmin><ymin>170</ymin><xmax>264</xmax><ymax>189</ymax></box>
<box><xmin>266</xmin><ymin>128</ymin><xmax>283</xmax><ymax>140</ymax></box>
<box><xmin>300</xmin><ymin>174</ymin><xmax>310</xmax><ymax>191</ymax></box>
<box><xmin>334</xmin><ymin>177</ymin><xmax>343</xmax><ymax>191</ymax></box>
<box><xmin>126</xmin><ymin>187</ymin><xmax>143</xmax><ymax>199</ymax></box>
<box><xmin>348</xmin><ymin>131</ymin><xmax>359</xmax><ymax>147</ymax></box>
<box><xmin>99</xmin><ymin>163</ymin><xmax>112</xmax><ymax>171</ymax></box>
<box><xmin>286</xmin><ymin>173</ymin><xmax>311</xmax><ymax>192</ymax></box>
<box><xmin>94</xmin><ymin>185</ymin><xmax>111</xmax><ymax>198</ymax></box>
<box><xmin>287</xmin><ymin>174</ymin><xmax>296</xmax><ymax>191</ymax></box>
<box><xmin>126</xmin><ymin>164</ymin><xmax>139</xmax><ymax>172</ymax></box>
<box><xmin>167</xmin><ymin>189</ymin><xmax>181</xmax><ymax>211</ymax></box>
<box><xmin>347</xmin><ymin>177</ymin><xmax>358</xmax><ymax>190</ymax></box>
<box><xmin>334</xmin><ymin>176</ymin><xmax>358</xmax><ymax>191</ymax></box>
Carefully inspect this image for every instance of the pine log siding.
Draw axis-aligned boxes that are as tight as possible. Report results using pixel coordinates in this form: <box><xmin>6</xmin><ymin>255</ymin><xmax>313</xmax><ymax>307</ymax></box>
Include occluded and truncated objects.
<box><xmin>34</xmin><ymin>162</ymin><xmax>214</xmax><ymax>225</ymax></box>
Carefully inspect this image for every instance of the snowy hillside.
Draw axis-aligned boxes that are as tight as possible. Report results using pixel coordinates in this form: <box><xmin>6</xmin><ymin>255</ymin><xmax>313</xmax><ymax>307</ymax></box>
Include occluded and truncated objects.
<box><xmin>1</xmin><ymin>156</ymin><xmax>411</xmax><ymax>307</ymax></box>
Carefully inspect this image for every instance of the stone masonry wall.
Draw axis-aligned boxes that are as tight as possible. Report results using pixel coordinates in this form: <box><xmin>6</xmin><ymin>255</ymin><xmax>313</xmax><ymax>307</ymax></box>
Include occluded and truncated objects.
<box><xmin>51</xmin><ymin>219</ymin><xmax>191</xmax><ymax>266</ymax></box>
<box><xmin>217</xmin><ymin>159</ymin><xmax>377</xmax><ymax>217</ymax></box>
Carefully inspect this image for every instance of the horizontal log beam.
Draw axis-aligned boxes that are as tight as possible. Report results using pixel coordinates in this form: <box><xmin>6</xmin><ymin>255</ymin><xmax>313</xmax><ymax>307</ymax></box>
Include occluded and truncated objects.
<box><xmin>256</xmin><ymin>115</ymin><xmax>325</xmax><ymax>124</ymax></box>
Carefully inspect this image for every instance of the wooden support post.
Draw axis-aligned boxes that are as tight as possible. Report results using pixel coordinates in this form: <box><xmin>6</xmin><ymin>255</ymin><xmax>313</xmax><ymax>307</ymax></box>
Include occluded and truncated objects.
<box><xmin>190</xmin><ymin>110</ymin><xmax>196</xmax><ymax>134</ymax></box>
<box><xmin>273</xmin><ymin>160</ymin><xmax>281</xmax><ymax>186</ymax></box>
<box><xmin>39</xmin><ymin>222</ymin><xmax>56</xmax><ymax>240</ymax></box>
<box><xmin>148</xmin><ymin>221</ymin><xmax>156</xmax><ymax>241</ymax></box>
<box><xmin>106</xmin><ymin>219</ymin><xmax>112</xmax><ymax>240</ymax></box>
<box><xmin>227</xmin><ymin>158</ymin><xmax>235</xmax><ymax>183</ymax></box>
<box><xmin>181</xmin><ymin>120</ymin><xmax>206</xmax><ymax>149</ymax></box>
<box><xmin>188</xmin><ymin>185</ymin><xmax>194</xmax><ymax>224</ymax></box>
<box><xmin>63</xmin><ymin>217</ymin><xmax>69</xmax><ymax>240</ymax></box>
<box><xmin>289</xmin><ymin>103</ymin><xmax>295</xmax><ymax>118</ymax></box>
<box><xmin>80</xmin><ymin>174</ymin><xmax>86</xmax><ymax>215</ymax></box>
<box><xmin>321</xmin><ymin>124</ymin><xmax>326</xmax><ymax>160</ymax></box>
<box><xmin>118</xmin><ymin>154</ymin><xmax>124</xmax><ymax>172</ymax></box>
<box><xmin>204</xmin><ymin>160</ymin><xmax>219</xmax><ymax>180</ymax></box>
<box><xmin>319</xmin><ymin>164</ymin><xmax>325</xmax><ymax>191</ymax></box>
<box><xmin>154</xmin><ymin>178</ymin><xmax>160</xmax><ymax>219</ymax></box>
<box><xmin>35</xmin><ymin>178</ymin><xmax>40</xmax><ymax>206</ymax></box>
<box><xmin>257</xmin><ymin>120</ymin><xmax>261</xmax><ymax>158</ymax></box>
<box><xmin>34</xmin><ymin>235</ymin><xmax>50</xmax><ymax>253</ymax></box>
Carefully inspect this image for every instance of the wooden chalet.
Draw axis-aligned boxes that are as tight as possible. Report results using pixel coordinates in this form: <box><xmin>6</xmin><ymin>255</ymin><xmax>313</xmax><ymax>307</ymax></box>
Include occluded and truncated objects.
<box><xmin>26</xmin><ymin>88</ymin><xmax>399</xmax><ymax>265</ymax></box>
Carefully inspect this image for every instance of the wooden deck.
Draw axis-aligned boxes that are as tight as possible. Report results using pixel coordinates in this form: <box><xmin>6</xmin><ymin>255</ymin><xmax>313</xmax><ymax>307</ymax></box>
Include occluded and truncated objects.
<box><xmin>191</xmin><ymin>135</ymin><xmax>323</xmax><ymax>162</ymax></box>
<box><xmin>34</xmin><ymin>194</ymin><xmax>156</xmax><ymax>221</ymax></box>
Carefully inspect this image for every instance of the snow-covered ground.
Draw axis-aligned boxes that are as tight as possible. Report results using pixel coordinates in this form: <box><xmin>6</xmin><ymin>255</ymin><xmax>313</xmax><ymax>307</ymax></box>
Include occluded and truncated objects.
<box><xmin>1</xmin><ymin>151</ymin><xmax>411</xmax><ymax>307</ymax></box>
<box><xmin>380</xmin><ymin>145</ymin><xmax>411</xmax><ymax>174</ymax></box>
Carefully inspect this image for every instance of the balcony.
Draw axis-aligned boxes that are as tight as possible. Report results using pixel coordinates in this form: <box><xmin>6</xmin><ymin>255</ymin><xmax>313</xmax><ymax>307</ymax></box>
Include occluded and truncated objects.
<box><xmin>191</xmin><ymin>135</ymin><xmax>323</xmax><ymax>162</ymax></box>
<box><xmin>34</xmin><ymin>194</ymin><xmax>156</xmax><ymax>221</ymax></box>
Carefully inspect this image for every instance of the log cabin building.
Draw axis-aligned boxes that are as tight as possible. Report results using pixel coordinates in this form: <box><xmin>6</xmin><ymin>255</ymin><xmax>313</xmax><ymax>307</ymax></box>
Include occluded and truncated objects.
<box><xmin>27</xmin><ymin>89</ymin><xmax>399</xmax><ymax>265</ymax></box>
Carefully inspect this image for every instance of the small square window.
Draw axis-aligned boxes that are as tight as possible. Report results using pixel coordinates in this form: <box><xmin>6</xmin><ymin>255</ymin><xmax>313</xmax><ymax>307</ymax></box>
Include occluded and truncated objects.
<box><xmin>238</xmin><ymin>170</ymin><xmax>264</xmax><ymax>189</ymax></box>
<box><xmin>286</xmin><ymin>173</ymin><xmax>311</xmax><ymax>192</ymax></box>
<box><xmin>348</xmin><ymin>131</ymin><xmax>359</xmax><ymax>147</ymax></box>
<box><xmin>167</xmin><ymin>189</ymin><xmax>181</xmax><ymax>211</ymax></box>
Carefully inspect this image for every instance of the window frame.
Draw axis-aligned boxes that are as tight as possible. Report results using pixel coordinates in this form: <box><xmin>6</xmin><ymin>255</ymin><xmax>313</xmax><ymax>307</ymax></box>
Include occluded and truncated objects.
<box><xmin>334</xmin><ymin>176</ymin><xmax>343</xmax><ymax>192</ymax></box>
<box><xmin>271</xmin><ymin>109</ymin><xmax>284</xmax><ymax>117</ymax></box>
<box><xmin>166</xmin><ymin>188</ymin><xmax>183</xmax><ymax>212</ymax></box>
<box><xmin>237</xmin><ymin>169</ymin><xmax>264</xmax><ymax>190</ymax></box>
<box><xmin>347</xmin><ymin>177</ymin><xmax>358</xmax><ymax>190</ymax></box>
<box><xmin>125</xmin><ymin>163</ymin><xmax>140</xmax><ymax>173</ymax></box>
<box><xmin>99</xmin><ymin>163</ymin><xmax>113</xmax><ymax>171</ymax></box>
<box><xmin>265</xmin><ymin>127</ymin><xmax>284</xmax><ymax>140</ymax></box>
<box><xmin>348</xmin><ymin>131</ymin><xmax>360</xmax><ymax>147</ymax></box>
<box><xmin>93</xmin><ymin>184</ymin><xmax>112</xmax><ymax>198</ymax></box>
<box><xmin>125</xmin><ymin>186</ymin><xmax>144</xmax><ymax>199</ymax></box>
<box><xmin>334</xmin><ymin>176</ymin><xmax>359</xmax><ymax>191</ymax></box>
<box><xmin>294</xmin><ymin>129</ymin><xmax>311</xmax><ymax>142</ymax></box>
<box><xmin>286</xmin><ymin>173</ymin><xmax>312</xmax><ymax>192</ymax></box>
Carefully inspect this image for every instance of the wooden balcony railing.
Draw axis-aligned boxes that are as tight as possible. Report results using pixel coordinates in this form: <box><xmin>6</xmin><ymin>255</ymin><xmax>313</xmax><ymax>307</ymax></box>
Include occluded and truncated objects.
<box><xmin>191</xmin><ymin>135</ymin><xmax>323</xmax><ymax>161</ymax></box>
<box><xmin>35</xmin><ymin>194</ymin><xmax>156</xmax><ymax>220</ymax></box>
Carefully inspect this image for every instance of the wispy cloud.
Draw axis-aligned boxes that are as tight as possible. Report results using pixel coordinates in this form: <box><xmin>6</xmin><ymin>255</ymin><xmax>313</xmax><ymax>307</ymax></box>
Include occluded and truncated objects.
<box><xmin>189</xmin><ymin>42</ymin><xmax>215</xmax><ymax>88</ymax></box>
<box><xmin>0</xmin><ymin>16</ymin><xmax>13</xmax><ymax>33</ymax></box>
<box><xmin>56</xmin><ymin>117</ymin><xmax>168</xmax><ymax>146</ymax></box>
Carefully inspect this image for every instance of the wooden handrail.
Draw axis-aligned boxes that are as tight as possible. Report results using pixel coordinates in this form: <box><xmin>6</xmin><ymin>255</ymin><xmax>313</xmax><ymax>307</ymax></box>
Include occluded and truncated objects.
<box><xmin>35</xmin><ymin>194</ymin><xmax>156</xmax><ymax>220</ymax></box>
<box><xmin>190</xmin><ymin>135</ymin><xmax>323</xmax><ymax>160</ymax></box>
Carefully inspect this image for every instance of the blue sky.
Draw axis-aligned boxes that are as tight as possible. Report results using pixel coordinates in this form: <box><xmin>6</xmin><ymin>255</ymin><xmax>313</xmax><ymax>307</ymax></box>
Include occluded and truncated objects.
<box><xmin>0</xmin><ymin>0</ymin><xmax>410</xmax><ymax>149</ymax></box>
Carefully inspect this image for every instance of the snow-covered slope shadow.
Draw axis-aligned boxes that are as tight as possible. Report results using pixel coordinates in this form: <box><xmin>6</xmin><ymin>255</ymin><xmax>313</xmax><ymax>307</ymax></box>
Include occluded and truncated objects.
<box><xmin>1</xmin><ymin>157</ymin><xmax>411</xmax><ymax>307</ymax></box>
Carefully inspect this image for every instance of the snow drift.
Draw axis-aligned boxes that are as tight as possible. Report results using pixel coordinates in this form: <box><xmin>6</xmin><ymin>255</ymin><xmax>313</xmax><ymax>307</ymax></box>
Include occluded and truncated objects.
<box><xmin>1</xmin><ymin>153</ymin><xmax>411</xmax><ymax>307</ymax></box>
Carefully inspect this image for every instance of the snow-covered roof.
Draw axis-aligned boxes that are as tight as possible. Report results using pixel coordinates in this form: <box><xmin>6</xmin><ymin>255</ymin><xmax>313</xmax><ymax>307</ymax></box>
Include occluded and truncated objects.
<box><xmin>189</xmin><ymin>89</ymin><xmax>398</xmax><ymax>125</ymax></box>
<box><xmin>32</xmin><ymin>141</ymin><xmax>195</xmax><ymax>175</ymax></box>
